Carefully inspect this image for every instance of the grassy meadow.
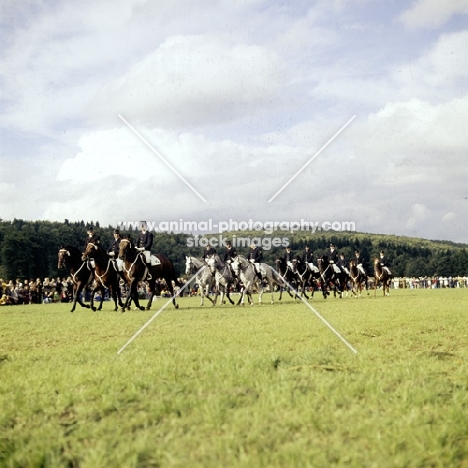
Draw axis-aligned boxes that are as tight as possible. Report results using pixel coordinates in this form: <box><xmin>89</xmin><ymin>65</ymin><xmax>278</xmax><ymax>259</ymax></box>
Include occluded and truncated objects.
<box><xmin>1</xmin><ymin>288</ymin><xmax>467</xmax><ymax>467</ymax></box>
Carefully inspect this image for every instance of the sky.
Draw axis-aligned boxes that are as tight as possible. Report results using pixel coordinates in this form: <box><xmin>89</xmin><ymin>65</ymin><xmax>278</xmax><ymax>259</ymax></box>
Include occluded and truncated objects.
<box><xmin>1</xmin><ymin>0</ymin><xmax>467</xmax><ymax>243</ymax></box>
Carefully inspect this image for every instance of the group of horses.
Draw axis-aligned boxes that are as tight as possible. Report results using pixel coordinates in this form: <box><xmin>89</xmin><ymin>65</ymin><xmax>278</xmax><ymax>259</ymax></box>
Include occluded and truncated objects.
<box><xmin>57</xmin><ymin>240</ymin><xmax>392</xmax><ymax>313</ymax></box>
<box><xmin>186</xmin><ymin>253</ymin><xmax>393</xmax><ymax>307</ymax></box>
<box><xmin>57</xmin><ymin>241</ymin><xmax>180</xmax><ymax>313</ymax></box>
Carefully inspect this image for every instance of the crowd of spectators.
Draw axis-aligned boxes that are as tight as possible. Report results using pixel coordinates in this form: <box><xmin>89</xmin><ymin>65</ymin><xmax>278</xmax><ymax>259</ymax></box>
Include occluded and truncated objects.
<box><xmin>0</xmin><ymin>277</ymin><xmax>73</xmax><ymax>306</ymax></box>
<box><xmin>0</xmin><ymin>276</ymin><xmax>189</xmax><ymax>306</ymax></box>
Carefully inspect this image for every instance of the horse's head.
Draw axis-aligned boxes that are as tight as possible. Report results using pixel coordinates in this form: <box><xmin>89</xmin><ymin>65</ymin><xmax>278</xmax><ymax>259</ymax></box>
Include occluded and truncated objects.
<box><xmin>205</xmin><ymin>256</ymin><xmax>216</xmax><ymax>274</ymax></box>
<box><xmin>185</xmin><ymin>255</ymin><xmax>196</xmax><ymax>275</ymax></box>
<box><xmin>58</xmin><ymin>248</ymin><xmax>70</xmax><ymax>269</ymax></box>
<box><xmin>291</xmin><ymin>257</ymin><xmax>299</xmax><ymax>273</ymax></box>
<box><xmin>82</xmin><ymin>242</ymin><xmax>98</xmax><ymax>261</ymax></box>
<box><xmin>316</xmin><ymin>255</ymin><xmax>328</xmax><ymax>272</ymax></box>
<box><xmin>231</xmin><ymin>256</ymin><xmax>241</xmax><ymax>276</ymax></box>
<box><xmin>275</xmin><ymin>258</ymin><xmax>284</xmax><ymax>272</ymax></box>
<box><xmin>118</xmin><ymin>238</ymin><xmax>132</xmax><ymax>260</ymax></box>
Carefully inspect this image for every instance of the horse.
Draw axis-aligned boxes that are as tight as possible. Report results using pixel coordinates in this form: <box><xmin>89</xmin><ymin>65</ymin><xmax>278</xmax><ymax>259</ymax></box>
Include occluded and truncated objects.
<box><xmin>275</xmin><ymin>257</ymin><xmax>300</xmax><ymax>300</ymax></box>
<box><xmin>316</xmin><ymin>255</ymin><xmax>349</xmax><ymax>299</ymax></box>
<box><xmin>348</xmin><ymin>260</ymin><xmax>368</xmax><ymax>297</ymax></box>
<box><xmin>82</xmin><ymin>243</ymin><xmax>125</xmax><ymax>312</ymax></box>
<box><xmin>206</xmin><ymin>254</ymin><xmax>236</xmax><ymax>306</ymax></box>
<box><xmin>185</xmin><ymin>255</ymin><xmax>215</xmax><ymax>306</ymax></box>
<box><xmin>373</xmin><ymin>258</ymin><xmax>392</xmax><ymax>296</ymax></box>
<box><xmin>58</xmin><ymin>246</ymin><xmax>99</xmax><ymax>312</ymax></box>
<box><xmin>231</xmin><ymin>255</ymin><xmax>284</xmax><ymax>305</ymax></box>
<box><xmin>118</xmin><ymin>238</ymin><xmax>180</xmax><ymax>311</ymax></box>
<box><xmin>293</xmin><ymin>257</ymin><xmax>321</xmax><ymax>300</ymax></box>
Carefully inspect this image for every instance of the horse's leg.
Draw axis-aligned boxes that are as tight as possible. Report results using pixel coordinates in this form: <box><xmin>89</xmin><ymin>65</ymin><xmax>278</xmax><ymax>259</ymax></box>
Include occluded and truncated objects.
<box><xmin>97</xmin><ymin>285</ymin><xmax>105</xmax><ymax>311</ymax></box>
<box><xmin>130</xmin><ymin>280</ymin><xmax>144</xmax><ymax>310</ymax></box>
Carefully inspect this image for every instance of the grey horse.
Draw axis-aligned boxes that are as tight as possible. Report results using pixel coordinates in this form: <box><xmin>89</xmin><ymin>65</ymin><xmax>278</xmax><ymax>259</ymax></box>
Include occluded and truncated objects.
<box><xmin>231</xmin><ymin>255</ymin><xmax>284</xmax><ymax>305</ymax></box>
<box><xmin>185</xmin><ymin>255</ymin><xmax>214</xmax><ymax>306</ymax></box>
<box><xmin>206</xmin><ymin>254</ymin><xmax>236</xmax><ymax>306</ymax></box>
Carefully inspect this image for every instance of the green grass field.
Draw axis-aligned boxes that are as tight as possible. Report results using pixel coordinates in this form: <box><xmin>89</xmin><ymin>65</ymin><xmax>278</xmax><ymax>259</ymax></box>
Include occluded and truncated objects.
<box><xmin>1</xmin><ymin>289</ymin><xmax>467</xmax><ymax>468</ymax></box>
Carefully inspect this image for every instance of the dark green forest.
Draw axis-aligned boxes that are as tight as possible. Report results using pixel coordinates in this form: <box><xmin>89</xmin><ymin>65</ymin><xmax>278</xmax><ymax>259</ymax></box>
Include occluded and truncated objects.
<box><xmin>1</xmin><ymin>219</ymin><xmax>468</xmax><ymax>280</ymax></box>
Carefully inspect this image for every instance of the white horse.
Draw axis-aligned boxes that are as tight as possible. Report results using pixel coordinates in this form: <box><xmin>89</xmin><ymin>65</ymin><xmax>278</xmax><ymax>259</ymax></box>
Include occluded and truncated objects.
<box><xmin>206</xmin><ymin>254</ymin><xmax>236</xmax><ymax>306</ymax></box>
<box><xmin>185</xmin><ymin>255</ymin><xmax>214</xmax><ymax>306</ymax></box>
<box><xmin>231</xmin><ymin>255</ymin><xmax>284</xmax><ymax>305</ymax></box>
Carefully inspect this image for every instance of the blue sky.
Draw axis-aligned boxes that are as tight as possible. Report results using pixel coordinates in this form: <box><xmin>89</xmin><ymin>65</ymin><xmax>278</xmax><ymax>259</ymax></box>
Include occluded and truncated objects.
<box><xmin>1</xmin><ymin>0</ymin><xmax>467</xmax><ymax>242</ymax></box>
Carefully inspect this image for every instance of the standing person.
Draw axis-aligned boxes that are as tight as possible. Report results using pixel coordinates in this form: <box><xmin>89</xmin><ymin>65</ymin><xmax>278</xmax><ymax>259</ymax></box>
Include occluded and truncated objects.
<box><xmin>246</xmin><ymin>242</ymin><xmax>263</xmax><ymax>280</ymax></box>
<box><xmin>84</xmin><ymin>226</ymin><xmax>100</xmax><ymax>251</ymax></box>
<box><xmin>326</xmin><ymin>243</ymin><xmax>341</xmax><ymax>273</ymax></box>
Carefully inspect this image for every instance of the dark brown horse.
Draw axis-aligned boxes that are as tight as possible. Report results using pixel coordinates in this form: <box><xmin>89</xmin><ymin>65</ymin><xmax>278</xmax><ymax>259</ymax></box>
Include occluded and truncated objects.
<box><xmin>349</xmin><ymin>260</ymin><xmax>368</xmax><ymax>297</ymax></box>
<box><xmin>58</xmin><ymin>246</ymin><xmax>101</xmax><ymax>312</ymax></box>
<box><xmin>317</xmin><ymin>255</ymin><xmax>349</xmax><ymax>299</ymax></box>
<box><xmin>82</xmin><ymin>243</ymin><xmax>125</xmax><ymax>312</ymax></box>
<box><xmin>373</xmin><ymin>258</ymin><xmax>392</xmax><ymax>296</ymax></box>
<box><xmin>118</xmin><ymin>238</ymin><xmax>180</xmax><ymax>311</ymax></box>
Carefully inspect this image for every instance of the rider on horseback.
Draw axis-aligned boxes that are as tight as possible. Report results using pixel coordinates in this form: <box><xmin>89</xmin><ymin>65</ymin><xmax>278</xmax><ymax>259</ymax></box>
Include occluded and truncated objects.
<box><xmin>379</xmin><ymin>250</ymin><xmax>392</xmax><ymax>275</ymax></box>
<box><xmin>136</xmin><ymin>221</ymin><xmax>154</xmax><ymax>280</ymax></box>
<box><xmin>354</xmin><ymin>250</ymin><xmax>367</xmax><ymax>276</ymax></box>
<box><xmin>338</xmin><ymin>253</ymin><xmax>350</xmax><ymax>275</ymax></box>
<box><xmin>302</xmin><ymin>245</ymin><xmax>319</xmax><ymax>273</ymax></box>
<box><xmin>327</xmin><ymin>243</ymin><xmax>341</xmax><ymax>274</ymax></box>
<box><xmin>223</xmin><ymin>240</ymin><xmax>237</xmax><ymax>276</ymax></box>
<box><xmin>84</xmin><ymin>225</ymin><xmax>100</xmax><ymax>250</ymax></box>
<box><xmin>107</xmin><ymin>229</ymin><xmax>124</xmax><ymax>276</ymax></box>
<box><xmin>283</xmin><ymin>246</ymin><xmax>294</xmax><ymax>269</ymax></box>
<box><xmin>247</xmin><ymin>242</ymin><xmax>263</xmax><ymax>280</ymax></box>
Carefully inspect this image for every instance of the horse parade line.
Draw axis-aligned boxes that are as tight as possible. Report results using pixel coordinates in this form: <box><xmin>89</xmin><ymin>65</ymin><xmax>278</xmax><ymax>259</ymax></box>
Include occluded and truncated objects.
<box><xmin>117</xmin><ymin>114</ymin><xmax>358</xmax><ymax>355</ymax></box>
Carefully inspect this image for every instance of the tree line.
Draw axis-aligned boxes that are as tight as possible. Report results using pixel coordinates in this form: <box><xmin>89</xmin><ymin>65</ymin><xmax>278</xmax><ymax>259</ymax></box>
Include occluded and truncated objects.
<box><xmin>0</xmin><ymin>219</ymin><xmax>467</xmax><ymax>280</ymax></box>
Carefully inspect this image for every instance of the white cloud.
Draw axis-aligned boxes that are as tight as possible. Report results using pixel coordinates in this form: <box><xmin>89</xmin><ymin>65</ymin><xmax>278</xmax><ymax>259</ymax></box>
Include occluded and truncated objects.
<box><xmin>87</xmin><ymin>34</ymin><xmax>288</xmax><ymax>129</ymax></box>
<box><xmin>399</xmin><ymin>0</ymin><xmax>468</xmax><ymax>29</ymax></box>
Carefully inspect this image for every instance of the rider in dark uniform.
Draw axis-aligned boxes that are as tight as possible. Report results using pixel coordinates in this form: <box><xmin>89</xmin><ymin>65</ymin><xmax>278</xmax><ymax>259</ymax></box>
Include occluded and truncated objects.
<box><xmin>108</xmin><ymin>229</ymin><xmax>122</xmax><ymax>257</ymax></box>
<box><xmin>84</xmin><ymin>226</ymin><xmax>100</xmax><ymax>251</ymax></box>
<box><xmin>108</xmin><ymin>229</ymin><xmax>124</xmax><ymax>275</ymax></box>
<box><xmin>136</xmin><ymin>221</ymin><xmax>154</xmax><ymax>264</ymax></box>
<box><xmin>326</xmin><ymin>243</ymin><xmax>341</xmax><ymax>273</ymax></box>
<box><xmin>302</xmin><ymin>245</ymin><xmax>314</xmax><ymax>264</ymax></box>
<box><xmin>246</xmin><ymin>242</ymin><xmax>263</xmax><ymax>280</ymax></box>
<box><xmin>379</xmin><ymin>250</ymin><xmax>392</xmax><ymax>275</ymax></box>
<box><xmin>223</xmin><ymin>240</ymin><xmax>237</xmax><ymax>263</ymax></box>
<box><xmin>337</xmin><ymin>253</ymin><xmax>349</xmax><ymax>275</ymax></box>
<box><xmin>354</xmin><ymin>250</ymin><xmax>366</xmax><ymax>276</ymax></box>
<box><xmin>283</xmin><ymin>246</ymin><xmax>294</xmax><ymax>267</ymax></box>
<box><xmin>202</xmin><ymin>244</ymin><xmax>217</xmax><ymax>260</ymax></box>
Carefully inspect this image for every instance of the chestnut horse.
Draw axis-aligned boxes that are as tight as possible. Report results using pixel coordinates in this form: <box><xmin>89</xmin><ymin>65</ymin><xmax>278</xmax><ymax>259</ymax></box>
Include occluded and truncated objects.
<box><xmin>373</xmin><ymin>258</ymin><xmax>392</xmax><ymax>296</ymax></box>
<box><xmin>58</xmin><ymin>246</ymin><xmax>102</xmax><ymax>312</ymax></box>
<box><xmin>118</xmin><ymin>238</ymin><xmax>180</xmax><ymax>311</ymax></box>
<box><xmin>348</xmin><ymin>260</ymin><xmax>368</xmax><ymax>297</ymax></box>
